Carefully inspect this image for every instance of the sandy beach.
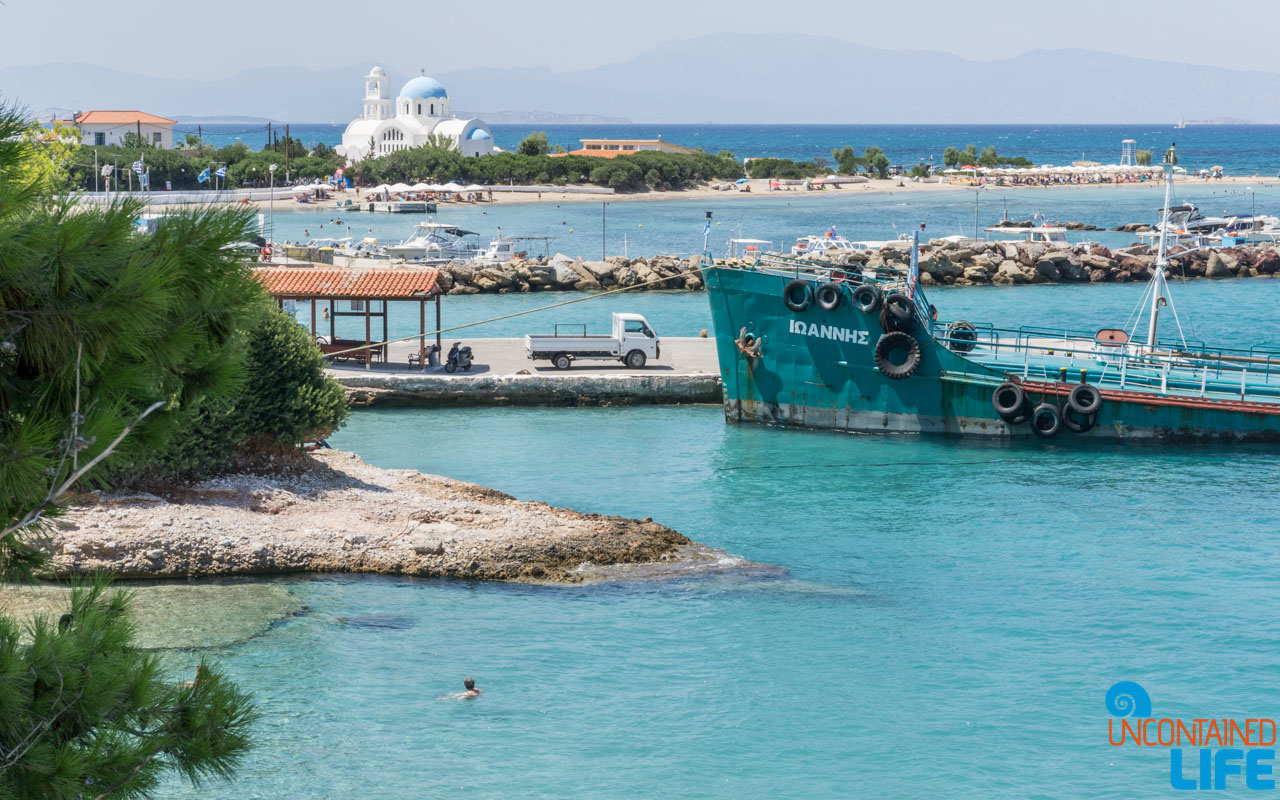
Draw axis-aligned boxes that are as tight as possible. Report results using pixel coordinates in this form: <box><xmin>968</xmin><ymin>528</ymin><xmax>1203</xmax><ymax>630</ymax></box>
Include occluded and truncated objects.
<box><xmin>229</xmin><ymin>174</ymin><xmax>1280</xmax><ymax>214</ymax></box>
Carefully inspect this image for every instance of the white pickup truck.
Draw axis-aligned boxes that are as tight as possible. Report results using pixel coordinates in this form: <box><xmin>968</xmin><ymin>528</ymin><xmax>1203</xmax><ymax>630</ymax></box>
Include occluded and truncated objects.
<box><xmin>525</xmin><ymin>312</ymin><xmax>661</xmax><ymax>370</ymax></box>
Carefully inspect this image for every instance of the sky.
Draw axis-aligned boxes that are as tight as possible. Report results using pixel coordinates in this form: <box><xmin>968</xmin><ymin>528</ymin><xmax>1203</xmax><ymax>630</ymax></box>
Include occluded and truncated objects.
<box><xmin>4</xmin><ymin>0</ymin><xmax>1280</xmax><ymax>78</ymax></box>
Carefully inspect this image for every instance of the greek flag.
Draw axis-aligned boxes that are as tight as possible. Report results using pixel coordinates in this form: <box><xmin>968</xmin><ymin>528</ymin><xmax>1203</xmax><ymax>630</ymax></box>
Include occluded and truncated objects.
<box><xmin>131</xmin><ymin>160</ymin><xmax>144</xmax><ymax>175</ymax></box>
<box><xmin>702</xmin><ymin>221</ymin><xmax>711</xmax><ymax>236</ymax></box>
<box><xmin>197</xmin><ymin>168</ymin><xmax>211</xmax><ymax>184</ymax></box>
<box><xmin>215</xmin><ymin>166</ymin><xmax>226</xmax><ymax>178</ymax></box>
<box><xmin>907</xmin><ymin>230</ymin><xmax>920</xmax><ymax>299</ymax></box>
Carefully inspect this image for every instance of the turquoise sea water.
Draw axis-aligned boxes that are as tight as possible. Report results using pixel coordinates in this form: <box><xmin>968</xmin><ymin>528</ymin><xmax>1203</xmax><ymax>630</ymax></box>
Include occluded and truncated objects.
<box><xmin>182</xmin><ymin>122</ymin><xmax>1280</xmax><ymax>175</ymax></box>
<box><xmin>266</xmin><ymin>181</ymin><xmax>1280</xmax><ymax>263</ymax></box>
<box><xmin>157</xmin><ymin>280</ymin><xmax>1280</xmax><ymax>798</ymax></box>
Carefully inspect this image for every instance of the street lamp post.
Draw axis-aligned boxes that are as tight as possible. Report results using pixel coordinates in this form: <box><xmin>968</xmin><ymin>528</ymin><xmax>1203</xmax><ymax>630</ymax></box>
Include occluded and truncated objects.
<box><xmin>601</xmin><ymin>201</ymin><xmax>608</xmax><ymax>260</ymax></box>
<box><xmin>269</xmin><ymin>164</ymin><xmax>278</xmax><ymax>259</ymax></box>
<box><xmin>970</xmin><ymin>186</ymin><xmax>985</xmax><ymax>238</ymax></box>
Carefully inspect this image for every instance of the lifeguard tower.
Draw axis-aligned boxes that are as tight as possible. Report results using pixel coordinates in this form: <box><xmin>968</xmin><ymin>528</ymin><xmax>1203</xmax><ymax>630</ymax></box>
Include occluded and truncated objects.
<box><xmin>1121</xmin><ymin>139</ymin><xmax>1137</xmax><ymax>167</ymax></box>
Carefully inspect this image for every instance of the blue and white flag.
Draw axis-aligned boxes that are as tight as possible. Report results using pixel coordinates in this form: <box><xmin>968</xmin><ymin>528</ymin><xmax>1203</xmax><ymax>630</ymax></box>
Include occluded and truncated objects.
<box><xmin>907</xmin><ymin>231</ymin><xmax>920</xmax><ymax>299</ymax></box>
<box><xmin>131</xmin><ymin>160</ymin><xmax>144</xmax><ymax>175</ymax></box>
<box><xmin>215</xmin><ymin>166</ymin><xmax>226</xmax><ymax>178</ymax></box>
<box><xmin>702</xmin><ymin>221</ymin><xmax>711</xmax><ymax>236</ymax></box>
<box><xmin>828</xmin><ymin>225</ymin><xmax>837</xmax><ymax>238</ymax></box>
<box><xmin>197</xmin><ymin>168</ymin><xmax>211</xmax><ymax>184</ymax></box>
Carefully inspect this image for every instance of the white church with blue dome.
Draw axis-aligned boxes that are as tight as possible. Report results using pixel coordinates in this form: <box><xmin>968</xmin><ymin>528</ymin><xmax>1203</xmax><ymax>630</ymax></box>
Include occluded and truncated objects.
<box><xmin>335</xmin><ymin>66</ymin><xmax>497</xmax><ymax>162</ymax></box>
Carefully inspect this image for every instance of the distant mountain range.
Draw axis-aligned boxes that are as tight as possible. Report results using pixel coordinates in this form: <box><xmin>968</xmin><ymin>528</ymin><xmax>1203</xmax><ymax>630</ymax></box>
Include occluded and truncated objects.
<box><xmin>7</xmin><ymin>35</ymin><xmax>1280</xmax><ymax>123</ymax></box>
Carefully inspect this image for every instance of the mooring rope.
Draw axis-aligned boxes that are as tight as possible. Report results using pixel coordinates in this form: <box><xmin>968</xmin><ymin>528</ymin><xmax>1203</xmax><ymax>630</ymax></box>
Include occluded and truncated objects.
<box><xmin>319</xmin><ymin>263</ymin><xmax>716</xmax><ymax>360</ymax></box>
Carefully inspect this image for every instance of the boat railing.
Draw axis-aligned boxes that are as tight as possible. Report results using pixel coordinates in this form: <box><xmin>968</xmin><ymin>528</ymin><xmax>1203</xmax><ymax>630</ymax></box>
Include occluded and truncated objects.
<box><xmin>936</xmin><ymin>320</ymin><xmax>1280</xmax><ymax>399</ymax></box>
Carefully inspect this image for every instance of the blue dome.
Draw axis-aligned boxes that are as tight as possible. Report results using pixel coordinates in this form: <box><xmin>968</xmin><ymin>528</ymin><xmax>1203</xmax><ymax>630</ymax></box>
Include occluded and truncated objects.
<box><xmin>399</xmin><ymin>75</ymin><xmax>447</xmax><ymax>100</ymax></box>
<box><xmin>468</xmin><ymin>128</ymin><xmax>492</xmax><ymax>140</ymax></box>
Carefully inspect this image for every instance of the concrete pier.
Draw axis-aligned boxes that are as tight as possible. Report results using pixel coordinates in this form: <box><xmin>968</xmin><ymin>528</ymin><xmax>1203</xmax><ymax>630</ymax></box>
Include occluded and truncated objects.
<box><xmin>331</xmin><ymin>337</ymin><xmax>723</xmax><ymax>407</ymax></box>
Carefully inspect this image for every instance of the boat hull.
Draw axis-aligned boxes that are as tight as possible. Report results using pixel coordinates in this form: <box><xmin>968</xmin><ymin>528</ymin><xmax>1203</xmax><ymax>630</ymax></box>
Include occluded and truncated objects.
<box><xmin>705</xmin><ymin>266</ymin><xmax>1280</xmax><ymax>442</ymax></box>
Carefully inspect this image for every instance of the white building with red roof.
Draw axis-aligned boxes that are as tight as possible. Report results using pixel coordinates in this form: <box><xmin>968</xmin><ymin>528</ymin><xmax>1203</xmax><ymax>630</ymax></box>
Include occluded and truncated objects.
<box><xmin>65</xmin><ymin>110</ymin><xmax>177</xmax><ymax>148</ymax></box>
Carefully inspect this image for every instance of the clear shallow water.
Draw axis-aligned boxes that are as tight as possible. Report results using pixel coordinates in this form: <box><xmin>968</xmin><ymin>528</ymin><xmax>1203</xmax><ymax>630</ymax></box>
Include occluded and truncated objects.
<box><xmin>159</xmin><ymin>281</ymin><xmax>1280</xmax><ymax>798</ymax></box>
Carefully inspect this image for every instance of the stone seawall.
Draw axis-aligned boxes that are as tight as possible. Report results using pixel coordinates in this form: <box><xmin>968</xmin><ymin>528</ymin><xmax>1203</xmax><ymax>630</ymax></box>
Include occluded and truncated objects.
<box><xmin>338</xmin><ymin>373</ymin><xmax>723</xmax><ymax>408</ymax></box>
<box><xmin>423</xmin><ymin>241</ymin><xmax>1280</xmax><ymax>295</ymax></box>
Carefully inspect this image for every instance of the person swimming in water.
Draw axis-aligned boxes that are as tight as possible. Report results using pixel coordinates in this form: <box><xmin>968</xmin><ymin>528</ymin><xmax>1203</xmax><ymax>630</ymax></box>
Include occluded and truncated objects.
<box><xmin>438</xmin><ymin>677</ymin><xmax>482</xmax><ymax>700</ymax></box>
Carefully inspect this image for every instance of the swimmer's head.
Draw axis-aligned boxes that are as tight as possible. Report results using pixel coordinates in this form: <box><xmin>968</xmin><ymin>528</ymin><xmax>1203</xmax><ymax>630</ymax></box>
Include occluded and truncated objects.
<box><xmin>463</xmin><ymin>677</ymin><xmax>475</xmax><ymax>690</ymax></box>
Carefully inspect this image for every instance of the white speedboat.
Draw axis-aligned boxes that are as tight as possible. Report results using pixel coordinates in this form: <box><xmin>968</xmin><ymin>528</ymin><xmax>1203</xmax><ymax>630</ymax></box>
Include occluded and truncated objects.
<box><xmin>984</xmin><ymin>225</ymin><xmax>1071</xmax><ymax>245</ymax></box>
<box><xmin>386</xmin><ymin>222</ymin><xmax>482</xmax><ymax>262</ymax></box>
<box><xmin>1156</xmin><ymin>204</ymin><xmax>1229</xmax><ymax>236</ymax></box>
<box><xmin>791</xmin><ymin>233</ymin><xmax>875</xmax><ymax>256</ymax></box>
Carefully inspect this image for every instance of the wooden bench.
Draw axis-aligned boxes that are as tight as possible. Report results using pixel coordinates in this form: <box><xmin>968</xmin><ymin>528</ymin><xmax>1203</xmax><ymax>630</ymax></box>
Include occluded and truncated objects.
<box><xmin>316</xmin><ymin>338</ymin><xmax>386</xmax><ymax>363</ymax></box>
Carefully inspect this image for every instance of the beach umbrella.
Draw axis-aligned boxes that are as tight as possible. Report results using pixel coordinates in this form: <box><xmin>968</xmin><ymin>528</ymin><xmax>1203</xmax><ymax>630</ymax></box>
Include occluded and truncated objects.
<box><xmin>441</xmin><ymin>182</ymin><xmax>465</xmax><ymax>192</ymax></box>
<box><xmin>372</xmin><ymin>184</ymin><xmax>390</xmax><ymax>192</ymax></box>
<box><xmin>464</xmin><ymin>184</ymin><xmax>485</xmax><ymax>192</ymax></box>
<box><xmin>389</xmin><ymin>182</ymin><xmax>412</xmax><ymax>193</ymax></box>
<box><xmin>410</xmin><ymin>182</ymin><xmax>431</xmax><ymax>191</ymax></box>
<box><xmin>943</xmin><ymin>168</ymin><xmax>958</xmax><ymax>174</ymax></box>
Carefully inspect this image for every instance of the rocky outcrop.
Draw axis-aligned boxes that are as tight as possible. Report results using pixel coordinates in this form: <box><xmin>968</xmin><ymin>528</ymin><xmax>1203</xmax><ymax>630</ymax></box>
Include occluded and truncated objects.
<box><xmin>419</xmin><ymin>241</ymin><xmax>1280</xmax><ymax>294</ymax></box>
<box><xmin>45</xmin><ymin>450</ymin><xmax>707</xmax><ymax>584</ymax></box>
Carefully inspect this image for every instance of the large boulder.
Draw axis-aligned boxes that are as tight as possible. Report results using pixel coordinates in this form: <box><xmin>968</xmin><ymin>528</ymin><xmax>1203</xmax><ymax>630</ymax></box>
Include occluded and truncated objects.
<box><xmin>582</xmin><ymin>260</ymin><xmax>617</xmax><ymax>280</ymax></box>
<box><xmin>1205</xmin><ymin>251</ymin><xmax>1234</xmax><ymax>278</ymax></box>
<box><xmin>1081</xmin><ymin>253</ymin><xmax>1117</xmax><ymax>270</ymax></box>
<box><xmin>1254</xmin><ymin>249</ymin><xmax>1280</xmax><ymax>275</ymax></box>
<box><xmin>1034</xmin><ymin>259</ymin><xmax>1061</xmax><ymax>282</ymax></box>
<box><xmin>996</xmin><ymin>260</ymin><xmax>1026</xmax><ymax>284</ymax></box>
<box><xmin>962</xmin><ymin>265</ymin><xmax>990</xmax><ymax>283</ymax></box>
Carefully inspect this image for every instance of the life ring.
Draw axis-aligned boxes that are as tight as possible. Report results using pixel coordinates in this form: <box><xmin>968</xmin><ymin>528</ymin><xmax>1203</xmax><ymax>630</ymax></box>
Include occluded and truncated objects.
<box><xmin>946</xmin><ymin>320</ymin><xmax>978</xmax><ymax>353</ymax></box>
<box><xmin>815</xmin><ymin>282</ymin><xmax>843</xmax><ymax>311</ymax></box>
<box><xmin>831</xmin><ymin>269</ymin><xmax>850</xmax><ymax>284</ymax></box>
<box><xmin>874</xmin><ymin>331</ymin><xmax>921</xmax><ymax>379</ymax></box>
<box><xmin>783</xmin><ymin>279</ymin><xmax>813</xmax><ymax>312</ymax></box>
<box><xmin>882</xmin><ymin>293</ymin><xmax>916</xmax><ymax>332</ymax></box>
<box><xmin>852</xmin><ymin>284</ymin><xmax>882</xmax><ymax>313</ymax></box>
<box><xmin>1030</xmin><ymin>403</ymin><xmax>1063</xmax><ymax>438</ymax></box>
<box><xmin>1067</xmin><ymin>383</ymin><xmax>1102</xmax><ymax>416</ymax></box>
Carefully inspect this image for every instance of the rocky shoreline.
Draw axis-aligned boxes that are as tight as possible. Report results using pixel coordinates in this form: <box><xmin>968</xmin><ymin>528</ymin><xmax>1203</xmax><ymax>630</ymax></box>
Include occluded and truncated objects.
<box><xmin>411</xmin><ymin>239</ymin><xmax>1280</xmax><ymax>296</ymax></box>
<box><xmin>41</xmin><ymin>450</ymin><xmax>705</xmax><ymax>583</ymax></box>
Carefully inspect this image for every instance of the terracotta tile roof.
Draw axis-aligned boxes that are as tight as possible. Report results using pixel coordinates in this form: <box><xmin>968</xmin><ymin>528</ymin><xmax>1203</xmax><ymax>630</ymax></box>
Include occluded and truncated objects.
<box><xmin>255</xmin><ymin>267</ymin><xmax>441</xmax><ymax>299</ymax></box>
<box><xmin>74</xmin><ymin>110</ymin><xmax>177</xmax><ymax>125</ymax></box>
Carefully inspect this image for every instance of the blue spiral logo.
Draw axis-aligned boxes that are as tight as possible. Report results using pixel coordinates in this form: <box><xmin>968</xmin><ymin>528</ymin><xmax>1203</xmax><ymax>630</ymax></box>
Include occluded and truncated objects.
<box><xmin>1105</xmin><ymin>681</ymin><xmax>1153</xmax><ymax>718</ymax></box>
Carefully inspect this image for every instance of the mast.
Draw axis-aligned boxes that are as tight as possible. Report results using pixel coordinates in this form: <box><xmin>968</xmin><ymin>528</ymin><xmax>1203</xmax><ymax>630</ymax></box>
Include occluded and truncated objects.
<box><xmin>1147</xmin><ymin>144</ymin><xmax>1176</xmax><ymax>349</ymax></box>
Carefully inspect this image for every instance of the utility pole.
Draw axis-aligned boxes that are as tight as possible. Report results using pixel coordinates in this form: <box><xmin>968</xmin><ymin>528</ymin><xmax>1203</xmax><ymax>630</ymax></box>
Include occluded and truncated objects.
<box><xmin>94</xmin><ymin>150</ymin><xmax>98</xmax><ymax>194</ymax></box>
<box><xmin>136</xmin><ymin>120</ymin><xmax>141</xmax><ymax>147</ymax></box>
<box><xmin>601</xmin><ymin>201</ymin><xmax>607</xmax><ymax>259</ymax></box>
<box><xmin>970</xmin><ymin>186</ymin><xmax>984</xmax><ymax>238</ymax></box>
<box><xmin>285</xmin><ymin>124</ymin><xmax>290</xmax><ymax>182</ymax></box>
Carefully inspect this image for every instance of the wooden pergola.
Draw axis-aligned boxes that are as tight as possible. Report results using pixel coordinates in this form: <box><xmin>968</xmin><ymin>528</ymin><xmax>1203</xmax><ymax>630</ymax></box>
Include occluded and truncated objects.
<box><xmin>255</xmin><ymin>266</ymin><xmax>444</xmax><ymax>370</ymax></box>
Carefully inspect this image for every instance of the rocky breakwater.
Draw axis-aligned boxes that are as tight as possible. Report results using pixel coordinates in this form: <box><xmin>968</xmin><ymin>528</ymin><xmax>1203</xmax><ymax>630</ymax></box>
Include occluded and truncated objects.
<box><xmin>438</xmin><ymin>253</ymin><xmax>704</xmax><ymax>295</ymax></box>
<box><xmin>818</xmin><ymin>238</ymin><xmax>1280</xmax><ymax>286</ymax></box>
<box><xmin>43</xmin><ymin>450</ymin><xmax>711</xmax><ymax>583</ymax></box>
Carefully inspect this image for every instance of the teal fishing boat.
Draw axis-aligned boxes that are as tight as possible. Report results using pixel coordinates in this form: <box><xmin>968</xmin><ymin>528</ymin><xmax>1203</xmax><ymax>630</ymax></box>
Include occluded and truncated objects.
<box><xmin>705</xmin><ymin>147</ymin><xmax>1280</xmax><ymax>442</ymax></box>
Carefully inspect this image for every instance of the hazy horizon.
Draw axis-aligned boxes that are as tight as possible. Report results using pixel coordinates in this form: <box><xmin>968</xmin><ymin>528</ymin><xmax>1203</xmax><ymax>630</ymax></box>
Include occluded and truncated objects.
<box><xmin>5</xmin><ymin>0</ymin><xmax>1280</xmax><ymax>78</ymax></box>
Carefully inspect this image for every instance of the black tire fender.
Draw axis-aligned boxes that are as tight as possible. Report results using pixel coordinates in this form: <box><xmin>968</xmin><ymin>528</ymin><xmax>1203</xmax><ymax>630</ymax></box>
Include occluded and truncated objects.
<box><xmin>1068</xmin><ymin>383</ymin><xmax>1103</xmax><ymax>416</ymax></box>
<box><xmin>992</xmin><ymin>382</ymin><xmax>1028</xmax><ymax>422</ymax></box>
<box><xmin>1030</xmin><ymin>403</ymin><xmax>1063</xmax><ymax>438</ymax></box>
<box><xmin>783</xmin><ymin>279</ymin><xmax>813</xmax><ymax>313</ymax></box>
<box><xmin>815</xmin><ymin>282</ymin><xmax>843</xmax><ymax>312</ymax></box>
<box><xmin>874</xmin><ymin>331</ymin><xmax>921</xmax><ymax>380</ymax></box>
<box><xmin>852</xmin><ymin>284</ymin><xmax>882</xmax><ymax>313</ymax></box>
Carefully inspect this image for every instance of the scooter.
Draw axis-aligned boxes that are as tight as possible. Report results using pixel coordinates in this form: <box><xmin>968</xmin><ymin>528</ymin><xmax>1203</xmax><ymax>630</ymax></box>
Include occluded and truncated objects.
<box><xmin>444</xmin><ymin>342</ymin><xmax>473</xmax><ymax>373</ymax></box>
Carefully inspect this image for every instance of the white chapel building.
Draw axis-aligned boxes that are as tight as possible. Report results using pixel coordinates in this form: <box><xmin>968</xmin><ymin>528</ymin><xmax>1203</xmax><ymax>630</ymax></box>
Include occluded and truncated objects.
<box><xmin>335</xmin><ymin>66</ymin><xmax>497</xmax><ymax>162</ymax></box>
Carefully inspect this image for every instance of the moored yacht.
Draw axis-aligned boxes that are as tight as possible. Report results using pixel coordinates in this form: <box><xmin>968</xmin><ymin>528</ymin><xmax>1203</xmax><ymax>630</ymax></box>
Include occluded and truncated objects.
<box><xmin>385</xmin><ymin>221</ymin><xmax>482</xmax><ymax>262</ymax></box>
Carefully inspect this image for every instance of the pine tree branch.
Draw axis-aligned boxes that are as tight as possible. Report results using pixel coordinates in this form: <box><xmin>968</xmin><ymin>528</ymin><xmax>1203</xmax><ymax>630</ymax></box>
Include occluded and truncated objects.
<box><xmin>1</xmin><ymin>400</ymin><xmax>166</xmax><ymax>540</ymax></box>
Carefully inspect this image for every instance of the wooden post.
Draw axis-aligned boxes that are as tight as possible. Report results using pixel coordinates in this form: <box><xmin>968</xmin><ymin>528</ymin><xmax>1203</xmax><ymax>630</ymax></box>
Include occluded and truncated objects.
<box><xmin>329</xmin><ymin>299</ymin><xmax>335</xmax><ymax>343</ymax></box>
<box><xmin>419</xmin><ymin>298</ymin><xmax>426</xmax><ymax>371</ymax></box>
<box><xmin>382</xmin><ymin>300</ymin><xmax>388</xmax><ymax>366</ymax></box>
<box><xmin>310</xmin><ymin>296</ymin><xmax>316</xmax><ymax>338</ymax></box>
<box><xmin>364</xmin><ymin>299</ymin><xmax>371</xmax><ymax>369</ymax></box>
<box><xmin>435</xmin><ymin>294</ymin><xmax>442</xmax><ymax>353</ymax></box>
